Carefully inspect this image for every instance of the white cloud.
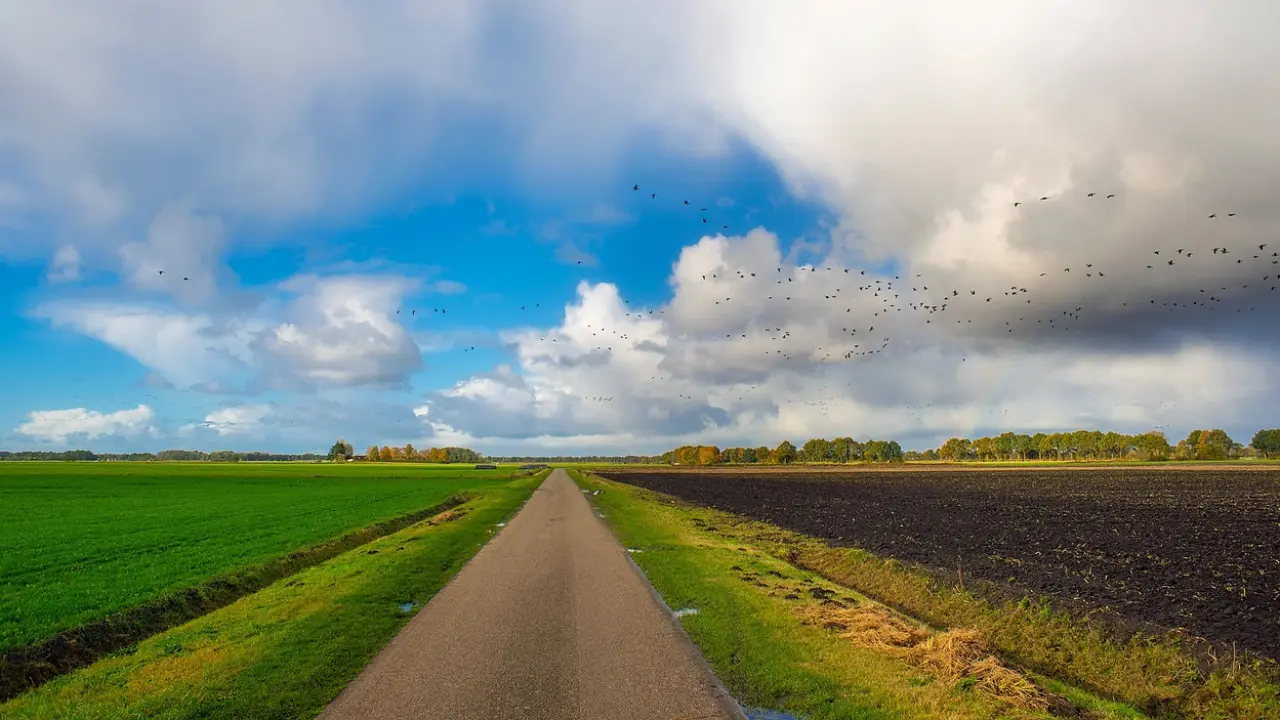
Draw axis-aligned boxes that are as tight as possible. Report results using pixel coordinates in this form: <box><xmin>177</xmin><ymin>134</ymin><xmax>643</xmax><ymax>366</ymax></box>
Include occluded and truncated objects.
<box><xmin>15</xmin><ymin>404</ymin><xmax>156</xmax><ymax>444</ymax></box>
<box><xmin>118</xmin><ymin>203</ymin><xmax>228</xmax><ymax>305</ymax></box>
<box><xmin>0</xmin><ymin>2</ymin><xmax>488</xmax><ymax>234</ymax></box>
<box><xmin>35</xmin><ymin>302</ymin><xmax>259</xmax><ymax>389</ymax></box>
<box><xmin>427</xmin><ymin>230</ymin><xmax>1278</xmax><ymax>452</ymax></box>
<box><xmin>202</xmin><ymin>404</ymin><xmax>272</xmax><ymax>436</ymax></box>
<box><xmin>47</xmin><ymin>245</ymin><xmax>81</xmax><ymax>282</ymax></box>
<box><xmin>261</xmin><ymin>274</ymin><xmax>423</xmax><ymax>388</ymax></box>
<box><xmin>35</xmin><ymin>271</ymin><xmax>424</xmax><ymax>392</ymax></box>
<box><xmin>5</xmin><ymin>3</ymin><xmax>1279</xmax><ymax>453</ymax></box>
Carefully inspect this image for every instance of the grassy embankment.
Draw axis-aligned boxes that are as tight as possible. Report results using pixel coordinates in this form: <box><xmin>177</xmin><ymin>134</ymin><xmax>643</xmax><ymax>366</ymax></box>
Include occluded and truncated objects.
<box><xmin>0</xmin><ymin>467</ymin><xmax>544</xmax><ymax>718</ymax></box>
<box><xmin>572</xmin><ymin>470</ymin><xmax>1279</xmax><ymax>720</ymax></box>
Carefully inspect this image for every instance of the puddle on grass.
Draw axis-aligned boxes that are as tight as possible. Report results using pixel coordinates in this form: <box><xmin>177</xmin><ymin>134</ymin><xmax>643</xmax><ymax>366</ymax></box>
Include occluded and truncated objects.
<box><xmin>742</xmin><ymin>709</ymin><xmax>803</xmax><ymax>720</ymax></box>
<box><xmin>398</xmin><ymin>601</ymin><xmax>419</xmax><ymax>614</ymax></box>
<box><xmin>672</xmin><ymin>607</ymin><xmax>699</xmax><ymax>618</ymax></box>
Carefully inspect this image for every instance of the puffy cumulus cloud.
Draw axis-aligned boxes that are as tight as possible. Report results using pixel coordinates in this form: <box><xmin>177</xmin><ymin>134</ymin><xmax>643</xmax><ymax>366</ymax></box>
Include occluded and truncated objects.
<box><xmin>15</xmin><ymin>404</ymin><xmax>157</xmax><ymax>444</ymax></box>
<box><xmin>258</xmin><ymin>274</ymin><xmax>423</xmax><ymax>389</ymax></box>
<box><xmin>428</xmin><ymin>230</ymin><xmax>1280</xmax><ymax>452</ymax></box>
<box><xmin>35</xmin><ymin>272</ymin><xmax>426</xmax><ymax>392</ymax></box>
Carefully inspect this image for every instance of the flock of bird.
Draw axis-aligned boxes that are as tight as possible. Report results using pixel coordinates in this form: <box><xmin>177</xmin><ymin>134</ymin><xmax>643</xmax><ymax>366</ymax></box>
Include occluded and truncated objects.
<box><xmin>483</xmin><ymin>182</ymin><xmax>1274</xmax><ymax>420</ymax></box>
<box><xmin>135</xmin><ymin>182</ymin><xmax>1275</xmax><ymax>428</ymax></box>
<box><xmin>603</xmin><ymin>184</ymin><xmax>1272</xmax><ymax>349</ymax></box>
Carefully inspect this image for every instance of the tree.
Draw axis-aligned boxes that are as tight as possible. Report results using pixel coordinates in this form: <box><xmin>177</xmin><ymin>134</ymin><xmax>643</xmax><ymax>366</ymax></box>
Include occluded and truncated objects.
<box><xmin>773</xmin><ymin>440</ymin><xmax>797</xmax><ymax>464</ymax></box>
<box><xmin>1185</xmin><ymin>429</ymin><xmax>1234</xmax><ymax>460</ymax></box>
<box><xmin>1132</xmin><ymin>431</ymin><xmax>1171</xmax><ymax>461</ymax></box>
<box><xmin>996</xmin><ymin>432</ymin><xmax>1016</xmax><ymax>460</ymax></box>
<box><xmin>365</xmin><ymin>445</ymin><xmax>380</xmax><ymax>461</ymax></box>
<box><xmin>695</xmin><ymin>445</ymin><xmax>721</xmax><ymax>465</ymax></box>
<box><xmin>1251</xmin><ymin>429</ymin><xmax>1280</xmax><ymax>458</ymax></box>
<box><xmin>800</xmin><ymin>438</ymin><xmax>834</xmax><ymax>463</ymax></box>
<box><xmin>328</xmin><ymin>438</ymin><xmax>354</xmax><ymax>462</ymax></box>
<box><xmin>756</xmin><ymin>446</ymin><xmax>772</xmax><ymax>464</ymax></box>
<box><xmin>379</xmin><ymin>445</ymin><xmax>394</xmax><ymax>462</ymax></box>
<box><xmin>938</xmin><ymin>437</ymin><xmax>971</xmax><ymax>461</ymax></box>
<box><xmin>403</xmin><ymin>443</ymin><xmax>417</xmax><ymax>461</ymax></box>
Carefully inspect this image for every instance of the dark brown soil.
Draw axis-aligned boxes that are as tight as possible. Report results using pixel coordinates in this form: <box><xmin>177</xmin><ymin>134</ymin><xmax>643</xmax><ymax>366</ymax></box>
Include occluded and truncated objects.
<box><xmin>598</xmin><ymin>467</ymin><xmax>1280</xmax><ymax>660</ymax></box>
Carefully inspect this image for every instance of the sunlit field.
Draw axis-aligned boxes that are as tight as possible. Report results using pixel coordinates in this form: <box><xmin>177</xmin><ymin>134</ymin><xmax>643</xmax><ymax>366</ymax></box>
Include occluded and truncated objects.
<box><xmin>0</xmin><ymin>462</ymin><xmax>520</xmax><ymax>651</ymax></box>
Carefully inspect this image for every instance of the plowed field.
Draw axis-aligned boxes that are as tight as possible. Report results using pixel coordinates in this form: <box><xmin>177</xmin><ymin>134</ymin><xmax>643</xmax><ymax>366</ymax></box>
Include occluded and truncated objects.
<box><xmin>597</xmin><ymin>466</ymin><xmax>1280</xmax><ymax>660</ymax></box>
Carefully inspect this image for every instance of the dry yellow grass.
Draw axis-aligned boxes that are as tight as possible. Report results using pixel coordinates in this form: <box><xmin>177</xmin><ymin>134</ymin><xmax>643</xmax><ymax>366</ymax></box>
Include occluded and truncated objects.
<box><xmin>427</xmin><ymin>508</ymin><xmax>466</xmax><ymax>525</ymax></box>
<box><xmin>796</xmin><ymin>603</ymin><xmax>1051</xmax><ymax>712</ymax></box>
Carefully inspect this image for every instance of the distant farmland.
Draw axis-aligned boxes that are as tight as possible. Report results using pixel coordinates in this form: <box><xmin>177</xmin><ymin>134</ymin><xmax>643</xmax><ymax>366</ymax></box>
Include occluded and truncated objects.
<box><xmin>0</xmin><ymin>462</ymin><xmax>519</xmax><ymax>652</ymax></box>
<box><xmin>599</xmin><ymin>466</ymin><xmax>1280</xmax><ymax>660</ymax></box>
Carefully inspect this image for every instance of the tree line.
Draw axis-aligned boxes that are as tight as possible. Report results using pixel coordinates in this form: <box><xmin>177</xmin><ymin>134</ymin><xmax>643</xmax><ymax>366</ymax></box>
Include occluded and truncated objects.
<box><xmin>0</xmin><ymin>450</ymin><xmax>323</xmax><ymax>462</ymax></box>
<box><xmin>663</xmin><ymin>428</ymin><xmax>1280</xmax><ymax>465</ymax></box>
<box><xmin>661</xmin><ymin>437</ymin><xmax>906</xmax><ymax>465</ymax></box>
<box><xmin>934</xmin><ymin>429</ymin><xmax>1277</xmax><ymax>462</ymax></box>
<box><xmin>355</xmin><ymin>442</ymin><xmax>484</xmax><ymax>464</ymax></box>
<box><xmin>486</xmin><ymin>455</ymin><xmax>658</xmax><ymax>464</ymax></box>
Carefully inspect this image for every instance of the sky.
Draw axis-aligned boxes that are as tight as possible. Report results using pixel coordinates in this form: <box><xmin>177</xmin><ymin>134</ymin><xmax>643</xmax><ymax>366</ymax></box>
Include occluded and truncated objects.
<box><xmin>1</xmin><ymin>1</ymin><xmax>1278</xmax><ymax>456</ymax></box>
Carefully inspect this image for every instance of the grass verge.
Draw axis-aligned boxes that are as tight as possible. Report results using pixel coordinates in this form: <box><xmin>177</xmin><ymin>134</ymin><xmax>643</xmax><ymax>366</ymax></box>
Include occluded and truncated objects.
<box><xmin>0</xmin><ymin>471</ymin><xmax>545</xmax><ymax>720</ymax></box>
<box><xmin>572</xmin><ymin>470</ymin><xmax>1145</xmax><ymax>720</ymax></box>
<box><xmin>574</xmin><ymin>470</ymin><xmax>1279</xmax><ymax>719</ymax></box>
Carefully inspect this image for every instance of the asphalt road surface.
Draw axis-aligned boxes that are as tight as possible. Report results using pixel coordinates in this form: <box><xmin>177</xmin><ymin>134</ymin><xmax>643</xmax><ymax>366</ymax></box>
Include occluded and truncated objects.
<box><xmin>319</xmin><ymin>469</ymin><xmax>747</xmax><ymax>720</ymax></box>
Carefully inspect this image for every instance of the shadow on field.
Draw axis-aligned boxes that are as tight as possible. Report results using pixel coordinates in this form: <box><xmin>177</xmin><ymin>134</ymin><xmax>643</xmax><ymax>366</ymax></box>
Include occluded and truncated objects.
<box><xmin>0</xmin><ymin>495</ymin><xmax>470</xmax><ymax>702</ymax></box>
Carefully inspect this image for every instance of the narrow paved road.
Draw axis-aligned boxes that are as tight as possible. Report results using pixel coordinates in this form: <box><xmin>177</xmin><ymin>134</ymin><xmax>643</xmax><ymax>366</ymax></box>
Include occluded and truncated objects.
<box><xmin>319</xmin><ymin>469</ymin><xmax>746</xmax><ymax>720</ymax></box>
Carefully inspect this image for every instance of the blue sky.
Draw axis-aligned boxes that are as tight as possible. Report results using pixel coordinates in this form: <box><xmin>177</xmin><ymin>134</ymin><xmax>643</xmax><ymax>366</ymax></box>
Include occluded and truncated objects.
<box><xmin>1</xmin><ymin>2</ymin><xmax>1277</xmax><ymax>455</ymax></box>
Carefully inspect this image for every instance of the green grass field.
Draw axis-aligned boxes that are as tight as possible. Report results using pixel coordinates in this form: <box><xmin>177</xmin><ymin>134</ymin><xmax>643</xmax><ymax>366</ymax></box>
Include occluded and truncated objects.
<box><xmin>0</xmin><ymin>462</ymin><xmax>522</xmax><ymax>651</ymax></box>
<box><xmin>1</xmin><ymin>471</ymin><xmax>545</xmax><ymax>719</ymax></box>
